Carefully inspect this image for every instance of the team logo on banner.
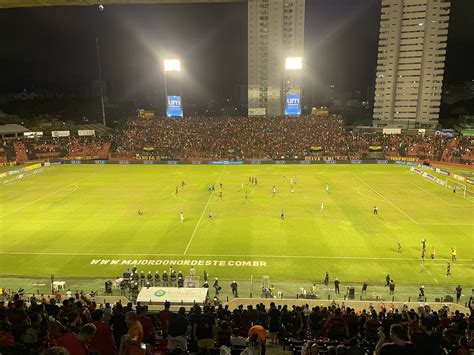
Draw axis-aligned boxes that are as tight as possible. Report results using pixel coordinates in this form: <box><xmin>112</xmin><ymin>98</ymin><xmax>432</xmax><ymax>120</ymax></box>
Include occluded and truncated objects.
<box><xmin>167</xmin><ymin>96</ymin><xmax>183</xmax><ymax>117</ymax></box>
<box><xmin>285</xmin><ymin>93</ymin><xmax>301</xmax><ymax>116</ymax></box>
<box><xmin>154</xmin><ymin>290</ymin><xmax>166</xmax><ymax>297</ymax></box>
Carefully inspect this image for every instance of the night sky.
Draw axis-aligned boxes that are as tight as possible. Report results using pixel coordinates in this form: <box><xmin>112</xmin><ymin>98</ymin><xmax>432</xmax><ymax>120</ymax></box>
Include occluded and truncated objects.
<box><xmin>0</xmin><ymin>0</ymin><xmax>472</xmax><ymax>106</ymax></box>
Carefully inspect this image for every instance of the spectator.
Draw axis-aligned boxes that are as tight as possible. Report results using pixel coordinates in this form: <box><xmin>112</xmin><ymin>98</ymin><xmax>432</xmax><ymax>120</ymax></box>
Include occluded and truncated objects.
<box><xmin>195</xmin><ymin>305</ymin><xmax>216</xmax><ymax>354</ymax></box>
<box><xmin>159</xmin><ymin>301</ymin><xmax>173</xmax><ymax>337</ymax></box>
<box><xmin>89</xmin><ymin>309</ymin><xmax>117</xmax><ymax>355</ymax></box>
<box><xmin>56</xmin><ymin>323</ymin><xmax>97</xmax><ymax>355</ymax></box>
<box><xmin>167</xmin><ymin>306</ymin><xmax>188</xmax><ymax>352</ymax></box>
<box><xmin>230</xmin><ymin>328</ymin><xmax>246</xmax><ymax>347</ymax></box>
<box><xmin>137</xmin><ymin>305</ymin><xmax>155</xmax><ymax>345</ymax></box>
<box><xmin>375</xmin><ymin>324</ymin><xmax>415</xmax><ymax>355</ymax></box>
<box><xmin>120</xmin><ymin>311</ymin><xmax>145</xmax><ymax>355</ymax></box>
<box><xmin>109</xmin><ymin>303</ymin><xmax>127</xmax><ymax>348</ymax></box>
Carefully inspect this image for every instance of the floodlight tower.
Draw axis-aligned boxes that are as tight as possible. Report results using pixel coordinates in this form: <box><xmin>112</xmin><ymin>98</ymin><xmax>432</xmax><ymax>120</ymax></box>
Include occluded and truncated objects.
<box><xmin>163</xmin><ymin>59</ymin><xmax>183</xmax><ymax>117</ymax></box>
<box><xmin>95</xmin><ymin>5</ymin><xmax>106</xmax><ymax>126</ymax></box>
<box><xmin>284</xmin><ymin>56</ymin><xmax>303</xmax><ymax>116</ymax></box>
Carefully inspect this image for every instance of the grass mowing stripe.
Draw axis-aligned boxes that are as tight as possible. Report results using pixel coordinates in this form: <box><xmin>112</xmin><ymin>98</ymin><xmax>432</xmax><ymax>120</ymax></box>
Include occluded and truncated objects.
<box><xmin>183</xmin><ymin>166</ymin><xmax>225</xmax><ymax>255</ymax></box>
<box><xmin>0</xmin><ymin>182</ymin><xmax>80</xmax><ymax>219</ymax></box>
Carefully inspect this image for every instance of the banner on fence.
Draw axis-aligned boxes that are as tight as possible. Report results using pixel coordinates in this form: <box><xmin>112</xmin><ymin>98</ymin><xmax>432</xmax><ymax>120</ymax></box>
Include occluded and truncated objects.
<box><xmin>78</xmin><ymin>130</ymin><xmax>95</xmax><ymax>136</ymax></box>
<box><xmin>51</xmin><ymin>131</ymin><xmax>70</xmax><ymax>138</ymax></box>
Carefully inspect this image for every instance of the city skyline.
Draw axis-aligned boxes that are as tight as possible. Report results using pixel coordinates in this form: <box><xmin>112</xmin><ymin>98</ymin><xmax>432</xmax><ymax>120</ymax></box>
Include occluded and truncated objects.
<box><xmin>0</xmin><ymin>1</ymin><xmax>472</xmax><ymax>111</ymax></box>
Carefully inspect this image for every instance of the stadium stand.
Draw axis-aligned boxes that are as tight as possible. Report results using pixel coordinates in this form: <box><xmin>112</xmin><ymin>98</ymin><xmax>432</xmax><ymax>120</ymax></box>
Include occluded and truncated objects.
<box><xmin>0</xmin><ymin>287</ymin><xmax>472</xmax><ymax>355</ymax></box>
<box><xmin>1</xmin><ymin>115</ymin><xmax>473</xmax><ymax>164</ymax></box>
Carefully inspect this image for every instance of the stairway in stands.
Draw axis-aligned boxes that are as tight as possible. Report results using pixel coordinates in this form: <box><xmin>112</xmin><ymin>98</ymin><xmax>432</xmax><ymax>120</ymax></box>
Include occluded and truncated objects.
<box><xmin>13</xmin><ymin>141</ymin><xmax>29</xmax><ymax>163</ymax></box>
<box><xmin>4</xmin><ymin>142</ymin><xmax>16</xmax><ymax>162</ymax></box>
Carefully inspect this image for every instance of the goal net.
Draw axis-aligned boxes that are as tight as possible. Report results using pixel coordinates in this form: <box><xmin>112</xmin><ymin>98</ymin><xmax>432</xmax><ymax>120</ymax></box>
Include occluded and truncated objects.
<box><xmin>445</xmin><ymin>178</ymin><xmax>468</xmax><ymax>198</ymax></box>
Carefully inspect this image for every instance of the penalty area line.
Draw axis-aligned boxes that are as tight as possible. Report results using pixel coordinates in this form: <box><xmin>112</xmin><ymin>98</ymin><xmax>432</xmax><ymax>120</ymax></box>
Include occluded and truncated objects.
<box><xmin>183</xmin><ymin>166</ymin><xmax>225</xmax><ymax>255</ymax></box>
<box><xmin>352</xmin><ymin>173</ymin><xmax>418</xmax><ymax>224</ymax></box>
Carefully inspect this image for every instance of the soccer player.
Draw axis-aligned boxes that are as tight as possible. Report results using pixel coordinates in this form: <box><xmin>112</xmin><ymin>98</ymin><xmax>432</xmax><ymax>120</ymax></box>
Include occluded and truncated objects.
<box><xmin>272</xmin><ymin>185</ymin><xmax>276</xmax><ymax>197</ymax></box>
<box><xmin>280</xmin><ymin>210</ymin><xmax>285</xmax><ymax>219</ymax></box>
<box><xmin>220</xmin><ymin>182</ymin><xmax>223</xmax><ymax>189</ymax></box>
<box><xmin>451</xmin><ymin>247</ymin><xmax>456</xmax><ymax>261</ymax></box>
<box><xmin>373</xmin><ymin>205</ymin><xmax>378</xmax><ymax>215</ymax></box>
<box><xmin>397</xmin><ymin>242</ymin><xmax>402</xmax><ymax>253</ymax></box>
<box><xmin>208</xmin><ymin>210</ymin><xmax>213</xmax><ymax>219</ymax></box>
<box><xmin>245</xmin><ymin>191</ymin><xmax>248</xmax><ymax>199</ymax></box>
<box><xmin>218</xmin><ymin>191</ymin><xmax>223</xmax><ymax>199</ymax></box>
<box><xmin>181</xmin><ymin>180</ymin><xmax>186</xmax><ymax>188</ymax></box>
<box><xmin>446</xmin><ymin>262</ymin><xmax>451</xmax><ymax>276</ymax></box>
<box><xmin>421</xmin><ymin>248</ymin><xmax>425</xmax><ymax>262</ymax></box>
<box><xmin>138</xmin><ymin>210</ymin><xmax>143</xmax><ymax>216</ymax></box>
<box><xmin>180</xmin><ymin>211</ymin><xmax>184</xmax><ymax>223</ymax></box>
<box><xmin>431</xmin><ymin>247</ymin><xmax>435</xmax><ymax>260</ymax></box>
<box><xmin>326</xmin><ymin>184</ymin><xmax>329</xmax><ymax>193</ymax></box>
<box><xmin>320</xmin><ymin>202</ymin><xmax>324</xmax><ymax>212</ymax></box>
<box><xmin>421</xmin><ymin>239</ymin><xmax>426</xmax><ymax>250</ymax></box>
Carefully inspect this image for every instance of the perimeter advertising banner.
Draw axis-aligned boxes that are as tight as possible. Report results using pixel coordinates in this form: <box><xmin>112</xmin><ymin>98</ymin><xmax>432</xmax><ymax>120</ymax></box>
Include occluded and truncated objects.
<box><xmin>285</xmin><ymin>93</ymin><xmax>301</xmax><ymax>116</ymax></box>
<box><xmin>167</xmin><ymin>96</ymin><xmax>183</xmax><ymax>117</ymax></box>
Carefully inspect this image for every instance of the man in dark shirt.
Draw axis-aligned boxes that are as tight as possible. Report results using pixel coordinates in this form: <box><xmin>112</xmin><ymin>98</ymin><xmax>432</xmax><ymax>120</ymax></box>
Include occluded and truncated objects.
<box><xmin>195</xmin><ymin>306</ymin><xmax>216</xmax><ymax>353</ymax></box>
<box><xmin>410</xmin><ymin>317</ymin><xmax>444</xmax><ymax>355</ymax></box>
<box><xmin>167</xmin><ymin>307</ymin><xmax>188</xmax><ymax>352</ymax></box>
<box><xmin>455</xmin><ymin>285</ymin><xmax>462</xmax><ymax>303</ymax></box>
<box><xmin>159</xmin><ymin>301</ymin><xmax>173</xmax><ymax>337</ymax></box>
<box><xmin>375</xmin><ymin>324</ymin><xmax>415</xmax><ymax>355</ymax></box>
<box><xmin>334</xmin><ymin>278</ymin><xmax>340</xmax><ymax>294</ymax></box>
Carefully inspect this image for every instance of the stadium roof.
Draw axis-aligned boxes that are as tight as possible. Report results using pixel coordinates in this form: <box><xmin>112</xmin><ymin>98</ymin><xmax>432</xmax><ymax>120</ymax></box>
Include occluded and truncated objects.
<box><xmin>0</xmin><ymin>124</ymin><xmax>30</xmax><ymax>135</ymax></box>
<box><xmin>0</xmin><ymin>0</ymin><xmax>243</xmax><ymax>8</ymax></box>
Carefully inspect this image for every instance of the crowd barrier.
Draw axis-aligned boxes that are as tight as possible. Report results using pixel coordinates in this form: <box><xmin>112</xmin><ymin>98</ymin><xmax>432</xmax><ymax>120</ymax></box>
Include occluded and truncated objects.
<box><xmin>54</xmin><ymin>158</ymin><xmax>421</xmax><ymax>166</ymax></box>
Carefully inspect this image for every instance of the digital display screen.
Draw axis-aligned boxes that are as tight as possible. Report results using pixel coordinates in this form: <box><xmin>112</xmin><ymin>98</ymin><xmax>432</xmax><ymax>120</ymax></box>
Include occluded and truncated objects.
<box><xmin>167</xmin><ymin>95</ymin><xmax>183</xmax><ymax>117</ymax></box>
<box><xmin>285</xmin><ymin>93</ymin><xmax>301</xmax><ymax>116</ymax></box>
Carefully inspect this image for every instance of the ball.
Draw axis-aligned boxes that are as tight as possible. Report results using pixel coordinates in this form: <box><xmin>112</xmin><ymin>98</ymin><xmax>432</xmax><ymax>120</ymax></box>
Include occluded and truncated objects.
<box><xmin>98</xmin><ymin>4</ymin><xmax>104</xmax><ymax>12</ymax></box>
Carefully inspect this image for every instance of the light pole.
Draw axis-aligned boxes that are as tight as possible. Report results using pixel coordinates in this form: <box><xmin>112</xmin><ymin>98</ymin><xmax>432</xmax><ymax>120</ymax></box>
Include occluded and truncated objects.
<box><xmin>284</xmin><ymin>56</ymin><xmax>303</xmax><ymax>116</ymax></box>
<box><xmin>163</xmin><ymin>59</ymin><xmax>182</xmax><ymax>117</ymax></box>
<box><xmin>95</xmin><ymin>5</ymin><xmax>106</xmax><ymax>126</ymax></box>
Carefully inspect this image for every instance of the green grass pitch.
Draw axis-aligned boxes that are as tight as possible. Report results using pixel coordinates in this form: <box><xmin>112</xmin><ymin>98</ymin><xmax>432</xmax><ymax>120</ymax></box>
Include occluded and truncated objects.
<box><xmin>0</xmin><ymin>164</ymin><xmax>473</xmax><ymax>288</ymax></box>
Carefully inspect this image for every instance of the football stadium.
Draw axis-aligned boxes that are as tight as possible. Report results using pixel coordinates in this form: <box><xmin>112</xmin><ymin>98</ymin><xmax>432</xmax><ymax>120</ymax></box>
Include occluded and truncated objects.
<box><xmin>0</xmin><ymin>1</ymin><xmax>474</xmax><ymax>355</ymax></box>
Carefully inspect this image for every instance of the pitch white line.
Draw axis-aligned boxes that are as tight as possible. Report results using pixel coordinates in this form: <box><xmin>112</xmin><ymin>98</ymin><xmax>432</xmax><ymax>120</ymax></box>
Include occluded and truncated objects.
<box><xmin>422</xmin><ymin>264</ymin><xmax>440</xmax><ymax>285</ymax></box>
<box><xmin>352</xmin><ymin>173</ymin><xmax>418</xmax><ymax>224</ymax></box>
<box><xmin>412</xmin><ymin>183</ymin><xmax>471</xmax><ymax>207</ymax></box>
<box><xmin>183</xmin><ymin>167</ymin><xmax>225</xmax><ymax>255</ymax></box>
<box><xmin>0</xmin><ymin>251</ymin><xmax>471</xmax><ymax>263</ymax></box>
<box><xmin>0</xmin><ymin>174</ymin><xmax>94</xmax><ymax>219</ymax></box>
<box><xmin>356</xmin><ymin>185</ymin><xmax>385</xmax><ymax>202</ymax></box>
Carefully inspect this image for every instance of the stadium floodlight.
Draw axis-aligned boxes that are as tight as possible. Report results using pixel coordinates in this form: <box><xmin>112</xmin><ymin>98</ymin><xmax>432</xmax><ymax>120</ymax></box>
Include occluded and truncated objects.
<box><xmin>285</xmin><ymin>57</ymin><xmax>302</xmax><ymax>70</ymax></box>
<box><xmin>164</xmin><ymin>59</ymin><xmax>181</xmax><ymax>72</ymax></box>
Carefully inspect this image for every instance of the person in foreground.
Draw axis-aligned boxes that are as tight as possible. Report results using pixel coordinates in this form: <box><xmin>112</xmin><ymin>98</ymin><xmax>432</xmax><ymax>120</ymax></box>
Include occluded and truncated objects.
<box><xmin>374</xmin><ymin>324</ymin><xmax>415</xmax><ymax>355</ymax></box>
<box><xmin>120</xmin><ymin>311</ymin><xmax>145</xmax><ymax>355</ymax></box>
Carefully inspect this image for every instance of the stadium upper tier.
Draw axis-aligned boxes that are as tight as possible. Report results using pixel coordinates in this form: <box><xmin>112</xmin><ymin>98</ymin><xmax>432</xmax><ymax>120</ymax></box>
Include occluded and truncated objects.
<box><xmin>0</xmin><ymin>116</ymin><xmax>472</xmax><ymax>164</ymax></box>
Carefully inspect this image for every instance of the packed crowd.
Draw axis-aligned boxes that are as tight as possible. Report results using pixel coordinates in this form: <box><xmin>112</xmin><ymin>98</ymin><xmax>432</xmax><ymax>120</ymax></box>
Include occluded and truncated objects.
<box><xmin>112</xmin><ymin>116</ymin><xmax>473</xmax><ymax>162</ymax></box>
<box><xmin>0</xmin><ymin>288</ymin><xmax>473</xmax><ymax>355</ymax></box>
<box><xmin>1</xmin><ymin>116</ymin><xmax>473</xmax><ymax>163</ymax></box>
